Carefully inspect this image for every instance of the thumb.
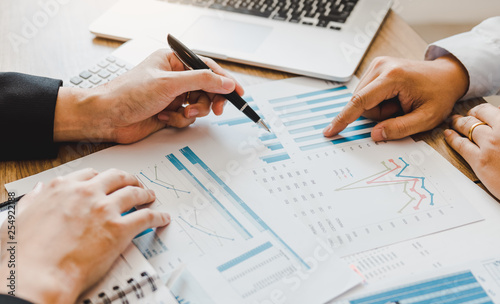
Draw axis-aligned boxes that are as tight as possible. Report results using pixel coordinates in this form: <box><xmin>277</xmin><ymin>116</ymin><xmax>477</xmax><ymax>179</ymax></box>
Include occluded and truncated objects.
<box><xmin>371</xmin><ymin>109</ymin><xmax>430</xmax><ymax>141</ymax></box>
<box><xmin>167</xmin><ymin>70</ymin><xmax>235</xmax><ymax>97</ymax></box>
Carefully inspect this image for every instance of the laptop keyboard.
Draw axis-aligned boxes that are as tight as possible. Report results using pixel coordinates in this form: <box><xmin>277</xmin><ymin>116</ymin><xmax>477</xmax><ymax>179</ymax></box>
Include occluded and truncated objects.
<box><xmin>162</xmin><ymin>0</ymin><xmax>358</xmax><ymax>30</ymax></box>
<box><xmin>66</xmin><ymin>56</ymin><xmax>134</xmax><ymax>88</ymax></box>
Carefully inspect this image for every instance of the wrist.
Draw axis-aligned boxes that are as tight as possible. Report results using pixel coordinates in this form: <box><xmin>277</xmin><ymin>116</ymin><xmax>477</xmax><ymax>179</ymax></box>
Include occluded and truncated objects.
<box><xmin>53</xmin><ymin>86</ymin><xmax>116</xmax><ymax>142</ymax></box>
<box><xmin>434</xmin><ymin>53</ymin><xmax>470</xmax><ymax>99</ymax></box>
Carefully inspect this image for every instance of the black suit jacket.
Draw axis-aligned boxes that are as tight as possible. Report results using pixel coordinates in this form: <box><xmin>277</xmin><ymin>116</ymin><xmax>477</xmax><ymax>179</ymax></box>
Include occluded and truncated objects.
<box><xmin>0</xmin><ymin>294</ymin><xmax>34</xmax><ymax>304</ymax></box>
<box><xmin>0</xmin><ymin>72</ymin><xmax>62</xmax><ymax>161</ymax></box>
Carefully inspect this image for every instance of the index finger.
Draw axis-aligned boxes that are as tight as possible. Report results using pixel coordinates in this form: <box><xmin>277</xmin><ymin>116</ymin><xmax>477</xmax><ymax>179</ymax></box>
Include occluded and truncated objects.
<box><xmin>468</xmin><ymin>103</ymin><xmax>500</xmax><ymax>128</ymax></box>
<box><xmin>323</xmin><ymin>78</ymin><xmax>398</xmax><ymax>137</ymax></box>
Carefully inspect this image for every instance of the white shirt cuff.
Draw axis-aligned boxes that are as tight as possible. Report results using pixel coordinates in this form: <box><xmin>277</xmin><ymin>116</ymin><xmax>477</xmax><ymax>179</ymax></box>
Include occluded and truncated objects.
<box><xmin>424</xmin><ymin>17</ymin><xmax>500</xmax><ymax>100</ymax></box>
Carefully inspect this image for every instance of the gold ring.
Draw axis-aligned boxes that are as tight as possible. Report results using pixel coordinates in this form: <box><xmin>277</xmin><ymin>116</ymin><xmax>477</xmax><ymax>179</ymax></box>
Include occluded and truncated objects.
<box><xmin>468</xmin><ymin>122</ymin><xmax>487</xmax><ymax>142</ymax></box>
<box><xmin>184</xmin><ymin>91</ymin><xmax>191</xmax><ymax>105</ymax></box>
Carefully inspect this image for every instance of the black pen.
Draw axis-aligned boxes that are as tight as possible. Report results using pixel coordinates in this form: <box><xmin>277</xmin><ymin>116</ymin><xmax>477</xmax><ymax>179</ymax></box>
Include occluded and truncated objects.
<box><xmin>0</xmin><ymin>195</ymin><xmax>24</xmax><ymax>213</ymax></box>
<box><xmin>167</xmin><ymin>34</ymin><xmax>270</xmax><ymax>132</ymax></box>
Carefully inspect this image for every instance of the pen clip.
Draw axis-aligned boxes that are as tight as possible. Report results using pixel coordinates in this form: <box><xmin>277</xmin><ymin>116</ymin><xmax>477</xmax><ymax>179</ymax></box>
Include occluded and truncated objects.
<box><xmin>172</xmin><ymin>50</ymin><xmax>193</xmax><ymax>71</ymax></box>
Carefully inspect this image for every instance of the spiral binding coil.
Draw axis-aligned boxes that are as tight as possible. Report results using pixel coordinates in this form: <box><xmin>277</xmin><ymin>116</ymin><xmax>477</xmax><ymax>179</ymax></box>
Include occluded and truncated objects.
<box><xmin>82</xmin><ymin>271</ymin><xmax>160</xmax><ymax>304</ymax></box>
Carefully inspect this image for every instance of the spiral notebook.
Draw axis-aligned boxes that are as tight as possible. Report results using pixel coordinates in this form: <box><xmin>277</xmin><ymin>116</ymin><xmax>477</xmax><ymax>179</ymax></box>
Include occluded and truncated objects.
<box><xmin>77</xmin><ymin>244</ymin><xmax>177</xmax><ymax>304</ymax></box>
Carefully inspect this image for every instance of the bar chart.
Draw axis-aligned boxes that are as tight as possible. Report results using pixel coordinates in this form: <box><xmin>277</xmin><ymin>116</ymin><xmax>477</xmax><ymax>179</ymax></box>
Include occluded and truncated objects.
<box><xmin>346</xmin><ymin>271</ymin><xmax>492</xmax><ymax>304</ymax></box>
<box><xmin>267</xmin><ymin>84</ymin><xmax>375</xmax><ymax>153</ymax></box>
<box><xmin>216</xmin><ymin>241</ymin><xmax>297</xmax><ymax>299</ymax></box>
<box><xmin>211</xmin><ymin>95</ymin><xmax>292</xmax><ymax>165</ymax></box>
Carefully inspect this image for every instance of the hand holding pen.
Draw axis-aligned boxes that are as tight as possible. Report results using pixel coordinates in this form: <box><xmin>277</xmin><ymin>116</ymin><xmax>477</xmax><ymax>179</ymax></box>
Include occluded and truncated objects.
<box><xmin>167</xmin><ymin>34</ymin><xmax>271</xmax><ymax>132</ymax></box>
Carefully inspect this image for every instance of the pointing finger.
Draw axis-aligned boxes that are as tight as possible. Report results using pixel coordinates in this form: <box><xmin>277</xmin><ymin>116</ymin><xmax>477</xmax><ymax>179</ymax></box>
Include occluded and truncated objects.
<box><xmin>324</xmin><ymin>78</ymin><xmax>398</xmax><ymax>137</ymax></box>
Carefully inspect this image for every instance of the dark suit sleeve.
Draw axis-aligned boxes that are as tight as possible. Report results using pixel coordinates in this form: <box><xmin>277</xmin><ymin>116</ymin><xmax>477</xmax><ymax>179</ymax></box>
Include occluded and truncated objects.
<box><xmin>0</xmin><ymin>295</ymin><xmax>34</xmax><ymax>304</ymax></box>
<box><xmin>0</xmin><ymin>72</ymin><xmax>62</xmax><ymax>160</ymax></box>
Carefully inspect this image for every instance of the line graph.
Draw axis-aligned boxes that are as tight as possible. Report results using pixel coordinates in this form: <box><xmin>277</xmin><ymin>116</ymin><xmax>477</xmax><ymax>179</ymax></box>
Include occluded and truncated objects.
<box><xmin>139</xmin><ymin>165</ymin><xmax>190</xmax><ymax>198</ymax></box>
<box><xmin>178</xmin><ymin>213</ymin><xmax>236</xmax><ymax>244</ymax></box>
<box><xmin>336</xmin><ymin>157</ymin><xmax>435</xmax><ymax>213</ymax></box>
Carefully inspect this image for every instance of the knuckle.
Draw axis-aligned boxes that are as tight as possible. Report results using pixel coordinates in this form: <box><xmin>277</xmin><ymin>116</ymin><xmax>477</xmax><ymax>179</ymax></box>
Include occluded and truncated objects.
<box><xmin>85</xmin><ymin>168</ymin><xmax>99</xmax><ymax>177</ymax></box>
<box><xmin>372</xmin><ymin>56</ymin><xmax>389</xmax><ymax>68</ymax></box>
<box><xmin>75</xmin><ymin>185</ymin><xmax>95</xmax><ymax>198</ymax></box>
<box><xmin>462</xmin><ymin>116</ymin><xmax>475</xmax><ymax>128</ymax></box>
<box><xmin>334</xmin><ymin>110</ymin><xmax>348</xmax><ymax>125</ymax></box>
<box><xmin>455</xmin><ymin>137</ymin><xmax>467</xmax><ymax>153</ymax></box>
<box><xmin>199</xmin><ymin>70</ymin><xmax>214</xmax><ymax>82</ymax></box>
<box><xmin>350</xmin><ymin>94</ymin><xmax>365</xmax><ymax>110</ymax></box>
<box><xmin>144</xmin><ymin>209</ymin><xmax>157</xmax><ymax>223</ymax></box>
<box><xmin>111</xmin><ymin>168</ymin><xmax>130</xmax><ymax>182</ymax></box>
<box><xmin>48</xmin><ymin>176</ymin><xmax>65</xmax><ymax>188</ymax></box>
<box><xmin>127</xmin><ymin>186</ymin><xmax>142</xmax><ymax>200</ymax></box>
<box><xmin>394</xmin><ymin>119</ymin><xmax>410</xmax><ymax>136</ymax></box>
<box><xmin>106</xmin><ymin>218</ymin><xmax>127</xmax><ymax>236</ymax></box>
<box><xmin>385</xmin><ymin>65</ymin><xmax>404</xmax><ymax>79</ymax></box>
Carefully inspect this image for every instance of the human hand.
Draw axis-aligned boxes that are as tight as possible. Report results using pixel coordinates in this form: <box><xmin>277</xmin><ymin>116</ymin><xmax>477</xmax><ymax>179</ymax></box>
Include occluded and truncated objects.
<box><xmin>445</xmin><ymin>103</ymin><xmax>500</xmax><ymax>199</ymax></box>
<box><xmin>53</xmin><ymin>49</ymin><xmax>244</xmax><ymax>143</ymax></box>
<box><xmin>0</xmin><ymin>168</ymin><xmax>170</xmax><ymax>304</ymax></box>
<box><xmin>323</xmin><ymin>54</ymin><xmax>469</xmax><ymax>141</ymax></box>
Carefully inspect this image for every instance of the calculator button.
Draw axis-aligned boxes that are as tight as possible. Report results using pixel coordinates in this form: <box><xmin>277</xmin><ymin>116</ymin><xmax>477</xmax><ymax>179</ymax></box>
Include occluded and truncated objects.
<box><xmin>98</xmin><ymin>60</ymin><xmax>110</xmax><ymax>68</ymax></box>
<box><xmin>107</xmin><ymin>64</ymin><xmax>119</xmax><ymax>73</ymax></box>
<box><xmin>89</xmin><ymin>65</ymin><xmax>101</xmax><ymax>74</ymax></box>
<box><xmin>70</xmin><ymin>77</ymin><xmax>83</xmax><ymax>85</ymax></box>
<box><xmin>115</xmin><ymin>59</ymin><xmax>126</xmax><ymax>67</ymax></box>
<box><xmin>106</xmin><ymin>56</ymin><xmax>116</xmax><ymax>63</ymax></box>
<box><xmin>116</xmin><ymin>69</ymin><xmax>127</xmax><ymax>76</ymax></box>
<box><xmin>79</xmin><ymin>70</ymin><xmax>92</xmax><ymax>79</ymax></box>
<box><xmin>89</xmin><ymin>75</ymin><xmax>102</xmax><ymax>85</ymax></box>
<box><xmin>98</xmin><ymin>70</ymin><xmax>111</xmax><ymax>79</ymax></box>
<box><xmin>79</xmin><ymin>81</ymin><xmax>92</xmax><ymax>89</ymax></box>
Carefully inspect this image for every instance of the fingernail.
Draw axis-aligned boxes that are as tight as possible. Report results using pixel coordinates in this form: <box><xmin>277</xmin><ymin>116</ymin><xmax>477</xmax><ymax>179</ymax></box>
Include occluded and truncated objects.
<box><xmin>164</xmin><ymin>213</ymin><xmax>171</xmax><ymax>224</ymax></box>
<box><xmin>323</xmin><ymin>124</ymin><xmax>333</xmax><ymax>135</ymax></box>
<box><xmin>158</xmin><ymin>113</ymin><xmax>169</xmax><ymax>121</ymax></box>
<box><xmin>444</xmin><ymin>129</ymin><xmax>452</xmax><ymax>136</ymax></box>
<box><xmin>188</xmin><ymin>108</ymin><xmax>199</xmax><ymax>117</ymax></box>
<box><xmin>381</xmin><ymin>127</ymin><xmax>388</xmax><ymax>139</ymax></box>
<box><xmin>221</xmin><ymin>77</ymin><xmax>234</xmax><ymax>90</ymax></box>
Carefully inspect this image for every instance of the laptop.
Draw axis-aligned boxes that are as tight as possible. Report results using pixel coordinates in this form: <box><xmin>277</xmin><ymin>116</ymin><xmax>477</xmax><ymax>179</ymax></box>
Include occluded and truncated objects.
<box><xmin>89</xmin><ymin>0</ymin><xmax>393</xmax><ymax>82</ymax></box>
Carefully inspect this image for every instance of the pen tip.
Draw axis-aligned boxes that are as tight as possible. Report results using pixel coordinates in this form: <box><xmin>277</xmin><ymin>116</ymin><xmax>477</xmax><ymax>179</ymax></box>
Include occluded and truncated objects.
<box><xmin>258</xmin><ymin>120</ymin><xmax>271</xmax><ymax>133</ymax></box>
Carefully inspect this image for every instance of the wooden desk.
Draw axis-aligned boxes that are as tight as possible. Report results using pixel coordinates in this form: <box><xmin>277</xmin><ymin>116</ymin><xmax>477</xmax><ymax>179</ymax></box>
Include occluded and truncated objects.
<box><xmin>0</xmin><ymin>0</ymin><xmax>487</xmax><ymax>201</ymax></box>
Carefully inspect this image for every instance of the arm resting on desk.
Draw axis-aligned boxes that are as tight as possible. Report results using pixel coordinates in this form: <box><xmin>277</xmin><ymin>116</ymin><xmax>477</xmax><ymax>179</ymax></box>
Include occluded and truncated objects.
<box><xmin>0</xmin><ymin>72</ymin><xmax>61</xmax><ymax>160</ymax></box>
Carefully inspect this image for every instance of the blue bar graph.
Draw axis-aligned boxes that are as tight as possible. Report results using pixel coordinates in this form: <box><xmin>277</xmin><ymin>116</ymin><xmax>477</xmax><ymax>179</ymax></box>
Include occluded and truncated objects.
<box><xmin>349</xmin><ymin>271</ymin><xmax>492</xmax><ymax>304</ymax></box>
<box><xmin>217</xmin><ymin>242</ymin><xmax>273</xmax><ymax>272</ymax></box>
<box><xmin>268</xmin><ymin>86</ymin><xmax>347</xmax><ymax>104</ymax></box>
<box><xmin>299</xmin><ymin>133</ymin><xmax>372</xmax><ymax>151</ymax></box>
<box><xmin>284</xmin><ymin>112</ymin><xmax>340</xmax><ymax>127</ymax></box>
<box><xmin>213</xmin><ymin>116</ymin><xmax>252</xmax><ymax>126</ymax></box>
<box><xmin>260</xmin><ymin>152</ymin><xmax>291</xmax><ymax>163</ymax></box>
<box><xmin>259</xmin><ymin>133</ymin><xmax>278</xmax><ymax>141</ymax></box>
<box><xmin>266</xmin><ymin>143</ymin><xmax>284</xmax><ymax>151</ymax></box>
<box><xmin>289</xmin><ymin>120</ymin><xmax>373</xmax><ymax>135</ymax></box>
<box><xmin>294</xmin><ymin>134</ymin><xmax>324</xmax><ymax>143</ymax></box>
<box><xmin>166</xmin><ymin>154</ymin><xmax>252</xmax><ymax>240</ymax></box>
<box><xmin>273</xmin><ymin>93</ymin><xmax>352</xmax><ymax>111</ymax></box>
<box><xmin>293</xmin><ymin>123</ymin><xmax>377</xmax><ymax>142</ymax></box>
<box><xmin>180</xmin><ymin>147</ymin><xmax>309</xmax><ymax>269</ymax></box>
<box><xmin>279</xmin><ymin>102</ymin><xmax>348</xmax><ymax>119</ymax></box>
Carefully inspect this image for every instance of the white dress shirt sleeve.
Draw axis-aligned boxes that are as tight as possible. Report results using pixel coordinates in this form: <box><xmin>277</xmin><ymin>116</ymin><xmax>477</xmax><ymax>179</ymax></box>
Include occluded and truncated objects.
<box><xmin>424</xmin><ymin>16</ymin><xmax>500</xmax><ymax>100</ymax></box>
